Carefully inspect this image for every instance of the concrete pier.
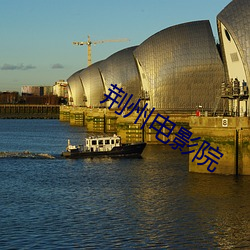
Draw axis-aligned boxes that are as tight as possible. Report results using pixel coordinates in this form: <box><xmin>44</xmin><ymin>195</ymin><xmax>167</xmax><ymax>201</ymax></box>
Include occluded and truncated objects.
<box><xmin>189</xmin><ymin>117</ymin><xmax>250</xmax><ymax>175</ymax></box>
<box><xmin>60</xmin><ymin>106</ymin><xmax>250</xmax><ymax>175</ymax></box>
<box><xmin>59</xmin><ymin>106</ymin><xmax>71</xmax><ymax>122</ymax></box>
<box><xmin>59</xmin><ymin>106</ymin><xmax>190</xmax><ymax>143</ymax></box>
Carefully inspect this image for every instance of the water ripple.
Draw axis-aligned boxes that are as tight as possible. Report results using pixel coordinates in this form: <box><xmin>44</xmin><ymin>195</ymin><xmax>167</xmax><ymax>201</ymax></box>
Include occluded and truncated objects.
<box><xmin>0</xmin><ymin>120</ymin><xmax>250</xmax><ymax>249</ymax></box>
<box><xmin>0</xmin><ymin>151</ymin><xmax>55</xmax><ymax>159</ymax></box>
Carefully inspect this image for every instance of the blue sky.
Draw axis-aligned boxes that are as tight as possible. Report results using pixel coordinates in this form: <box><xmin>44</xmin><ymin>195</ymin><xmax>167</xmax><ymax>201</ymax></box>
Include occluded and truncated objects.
<box><xmin>0</xmin><ymin>0</ymin><xmax>231</xmax><ymax>92</ymax></box>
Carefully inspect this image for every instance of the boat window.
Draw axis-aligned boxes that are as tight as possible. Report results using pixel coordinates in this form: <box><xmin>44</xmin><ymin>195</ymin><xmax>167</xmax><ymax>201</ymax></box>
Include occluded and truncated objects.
<box><xmin>116</xmin><ymin>139</ymin><xmax>119</xmax><ymax>144</ymax></box>
<box><xmin>111</xmin><ymin>139</ymin><xmax>114</xmax><ymax>144</ymax></box>
<box><xmin>98</xmin><ymin>140</ymin><xmax>103</xmax><ymax>145</ymax></box>
<box><xmin>92</xmin><ymin>140</ymin><xmax>97</xmax><ymax>145</ymax></box>
<box><xmin>105</xmin><ymin>140</ymin><xmax>110</xmax><ymax>144</ymax></box>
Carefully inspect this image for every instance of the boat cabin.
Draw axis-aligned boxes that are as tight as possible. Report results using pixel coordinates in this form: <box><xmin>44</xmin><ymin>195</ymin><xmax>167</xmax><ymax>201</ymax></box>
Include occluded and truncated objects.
<box><xmin>85</xmin><ymin>135</ymin><xmax>121</xmax><ymax>152</ymax></box>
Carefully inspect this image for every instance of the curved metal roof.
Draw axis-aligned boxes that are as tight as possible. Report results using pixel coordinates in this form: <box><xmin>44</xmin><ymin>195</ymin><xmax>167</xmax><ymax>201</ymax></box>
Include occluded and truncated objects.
<box><xmin>217</xmin><ymin>0</ymin><xmax>250</xmax><ymax>83</ymax></box>
<box><xmin>99</xmin><ymin>46</ymin><xmax>141</xmax><ymax>108</ymax></box>
<box><xmin>134</xmin><ymin>20</ymin><xmax>225</xmax><ymax>111</ymax></box>
<box><xmin>79</xmin><ymin>61</ymin><xmax>105</xmax><ymax>108</ymax></box>
<box><xmin>67</xmin><ymin>69</ymin><xmax>85</xmax><ymax>106</ymax></box>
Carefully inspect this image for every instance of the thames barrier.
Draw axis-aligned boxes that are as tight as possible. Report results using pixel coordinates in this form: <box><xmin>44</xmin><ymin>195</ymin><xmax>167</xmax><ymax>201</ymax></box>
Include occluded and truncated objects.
<box><xmin>62</xmin><ymin>0</ymin><xmax>250</xmax><ymax>175</ymax></box>
<box><xmin>59</xmin><ymin>106</ymin><xmax>250</xmax><ymax>175</ymax></box>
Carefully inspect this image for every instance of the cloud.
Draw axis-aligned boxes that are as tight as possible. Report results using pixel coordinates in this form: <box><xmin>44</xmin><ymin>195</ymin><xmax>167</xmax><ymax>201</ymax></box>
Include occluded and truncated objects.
<box><xmin>51</xmin><ymin>63</ymin><xmax>64</xmax><ymax>69</ymax></box>
<box><xmin>23</xmin><ymin>64</ymin><xmax>36</xmax><ymax>70</ymax></box>
<box><xmin>1</xmin><ymin>63</ymin><xmax>36</xmax><ymax>70</ymax></box>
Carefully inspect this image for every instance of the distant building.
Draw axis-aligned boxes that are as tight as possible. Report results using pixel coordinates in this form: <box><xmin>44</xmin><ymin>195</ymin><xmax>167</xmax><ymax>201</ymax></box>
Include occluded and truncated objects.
<box><xmin>20</xmin><ymin>85</ymin><xmax>59</xmax><ymax>105</ymax></box>
<box><xmin>21</xmin><ymin>86</ymin><xmax>40</xmax><ymax>96</ymax></box>
<box><xmin>0</xmin><ymin>92</ymin><xmax>19</xmax><ymax>104</ymax></box>
<box><xmin>43</xmin><ymin>86</ymin><xmax>53</xmax><ymax>96</ymax></box>
<box><xmin>52</xmin><ymin>80</ymin><xmax>68</xmax><ymax>98</ymax></box>
<box><xmin>21</xmin><ymin>86</ymin><xmax>53</xmax><ymax>96</ymax></box>
<box><xmin>22</xmin><ymin>95</ymin><xmax>59</xmax><ymax>105</ymax></box>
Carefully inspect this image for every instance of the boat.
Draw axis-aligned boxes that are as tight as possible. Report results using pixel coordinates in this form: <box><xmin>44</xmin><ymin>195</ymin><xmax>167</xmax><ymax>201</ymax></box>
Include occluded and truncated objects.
<box><xmin>61</xmin><ymin>134</ymin><xmax>146</xmax><ymax>158</ymax></box>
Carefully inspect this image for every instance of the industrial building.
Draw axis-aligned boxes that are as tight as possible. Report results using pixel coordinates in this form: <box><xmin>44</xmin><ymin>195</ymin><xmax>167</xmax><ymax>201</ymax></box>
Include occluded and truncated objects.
<box><xmin>0</xmin><ymin>92</ymin><xmax>19</xmax><ymax>104</ymax></box>
<box><xmin>20</xmin><ymin>82</ymin><xmax>68</xmax><ymax>105</ymax></box>
<box><xmin>67</xmin><ymin>0</ymin><xmax>249</xmax><ymax>116</ymax></box>
<box><xmin>52</xmin><ymin>80</ymin><xmax>68</xmax><ymax>99</ymax></box>
<box><xmin>21</xmin><ymin>86</ymin><xmax>53</xmax><ymax>96</ymax></box>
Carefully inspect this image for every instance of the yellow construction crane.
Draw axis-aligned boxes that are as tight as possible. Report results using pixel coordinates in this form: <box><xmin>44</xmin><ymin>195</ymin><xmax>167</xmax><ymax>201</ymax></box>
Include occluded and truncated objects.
<box><xmin>73</xmin><ymin>35</ymin><xmax>129</xmax><ymax>66</ymax></box>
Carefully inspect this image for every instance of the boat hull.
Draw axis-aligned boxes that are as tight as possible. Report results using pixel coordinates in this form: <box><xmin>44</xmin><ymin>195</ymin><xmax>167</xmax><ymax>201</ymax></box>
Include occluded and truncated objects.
<box><xmin>62</xmin><ymin>142</ymin><xmax>146</xmax><ymax>159</ymax></box>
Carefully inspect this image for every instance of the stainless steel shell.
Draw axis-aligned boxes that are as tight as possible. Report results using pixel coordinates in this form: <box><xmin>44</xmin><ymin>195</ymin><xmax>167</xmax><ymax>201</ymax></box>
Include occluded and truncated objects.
<box><xmin>68</xmin><ymin>21</ymin><xmax>227</xmax><ymax>112</ymax></box>
<box><xmin>217</xmin><ymin>0</ymin><xmax>250</xmax><ymax>85</ymax></box>
<box><xmin>67</xmin><ymin>69</ymin><xmax>85</xmax><ymax>106</ymax></box>
<box><xmin>79</xmin><ymin>61</ymin><xmax>105</xmax><ymax>108</ymax></box>
<box><xmin>98</xmin><ymin>46</ymin><xmax>141</xmax><ymax>108</ymax></box>
<box><xmin>133</xmin><ymin>20</ymin><xmax>225</xmax><ymax>111</ymax></box>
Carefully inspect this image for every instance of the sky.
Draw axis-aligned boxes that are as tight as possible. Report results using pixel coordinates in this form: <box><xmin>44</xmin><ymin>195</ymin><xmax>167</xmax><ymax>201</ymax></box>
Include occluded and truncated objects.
<box><xmin>0</xmin><ymin>0</ymin><xmax>232</xmax><ymax>92</ymax></box>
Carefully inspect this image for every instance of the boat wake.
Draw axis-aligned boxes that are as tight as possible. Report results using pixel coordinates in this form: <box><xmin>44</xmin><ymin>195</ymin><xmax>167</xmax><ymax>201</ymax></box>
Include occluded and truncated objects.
<box><xmin>0</xmin><ymin>151</ymin><xmax>55</xmax><ymax>159</ymax></box>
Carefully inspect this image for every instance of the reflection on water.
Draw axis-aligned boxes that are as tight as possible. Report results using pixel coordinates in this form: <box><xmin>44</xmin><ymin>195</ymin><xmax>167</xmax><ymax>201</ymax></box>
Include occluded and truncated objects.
<box><xmin>186</xmin><ymin>174</ymin><xmax>250</xmax><ymax>248</ymax></box>
<box><xmin>0</xmin><ymin>120</ymin><xmax>249</xmax><ymax>249</ymax></box>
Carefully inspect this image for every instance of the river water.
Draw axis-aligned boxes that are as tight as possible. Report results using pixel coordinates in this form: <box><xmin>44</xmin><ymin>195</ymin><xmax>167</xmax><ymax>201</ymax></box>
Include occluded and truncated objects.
<box><xmin>0</xmin><ymin>119</ymin><xmax>249</xmax><ymax>249</ymax></box>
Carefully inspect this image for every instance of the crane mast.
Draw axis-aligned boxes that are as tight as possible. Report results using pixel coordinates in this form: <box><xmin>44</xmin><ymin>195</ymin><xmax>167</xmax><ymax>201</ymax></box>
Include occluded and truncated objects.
<box><xmin>73</xmin><ymin>35</ymin><xmax>129</xmax><ymax>66</ymax></box>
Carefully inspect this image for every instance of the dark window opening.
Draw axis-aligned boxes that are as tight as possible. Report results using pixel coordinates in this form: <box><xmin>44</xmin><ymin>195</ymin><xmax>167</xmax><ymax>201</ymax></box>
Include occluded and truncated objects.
<box><xmin>225</xmin><ymin>29</ymin><xmax>231</xmax><ymax>42</ymax></box>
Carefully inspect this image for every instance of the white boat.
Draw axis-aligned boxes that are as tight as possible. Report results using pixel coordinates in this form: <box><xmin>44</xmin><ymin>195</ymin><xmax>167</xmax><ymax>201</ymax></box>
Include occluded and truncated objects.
<box><xmin>62</xmin><ymin>134</ymin><xmax>146</xmax><ymax>158</ymax></box>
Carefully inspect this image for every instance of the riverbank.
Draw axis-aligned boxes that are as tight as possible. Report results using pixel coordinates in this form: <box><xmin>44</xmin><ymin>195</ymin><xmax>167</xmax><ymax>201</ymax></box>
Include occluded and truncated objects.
<box><xmin>0</xmin><ymin>104</ymin><xmax>59</xmax><ymax>119</ymax></box>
